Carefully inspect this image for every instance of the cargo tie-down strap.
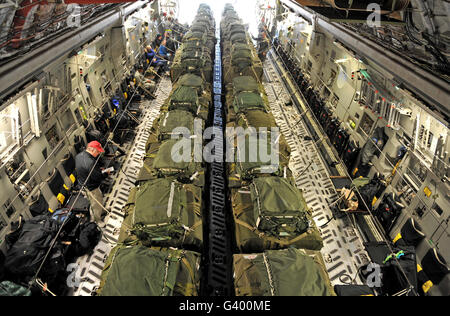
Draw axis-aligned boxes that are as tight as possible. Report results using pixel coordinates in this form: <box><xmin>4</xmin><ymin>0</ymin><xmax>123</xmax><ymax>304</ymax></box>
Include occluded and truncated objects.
<box><xmin>262</xmin><ymin>253</ymin><xmax>276</xmax><ymax>296</ymax></box>
<box><xmin>161</xmin><ymin>251</ymin><xmax>197</xmax><ymax>296</ymax></box>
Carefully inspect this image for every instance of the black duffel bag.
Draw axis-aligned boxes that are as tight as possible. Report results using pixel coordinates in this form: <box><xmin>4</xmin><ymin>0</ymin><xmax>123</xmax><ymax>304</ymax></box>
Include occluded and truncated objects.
<box><xmin>4</xmin><ymin>215</ymin><xmax>64</xmax><ymax>280</ymax></box>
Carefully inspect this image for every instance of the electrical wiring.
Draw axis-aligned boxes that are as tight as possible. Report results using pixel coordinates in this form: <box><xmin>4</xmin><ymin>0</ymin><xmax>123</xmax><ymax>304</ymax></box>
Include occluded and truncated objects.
<box><xmin>0</xmin><ymin>3</ymin><xmax>114</xmax><ymax>59</ymax></box>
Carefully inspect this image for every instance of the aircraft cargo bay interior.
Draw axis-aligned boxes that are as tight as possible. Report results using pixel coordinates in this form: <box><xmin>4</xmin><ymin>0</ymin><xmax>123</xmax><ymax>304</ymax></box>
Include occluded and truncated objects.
<box><xmin>0</xmin><ymin>0</ymin><xmax>448</xmax><ymax>298</ymax></box>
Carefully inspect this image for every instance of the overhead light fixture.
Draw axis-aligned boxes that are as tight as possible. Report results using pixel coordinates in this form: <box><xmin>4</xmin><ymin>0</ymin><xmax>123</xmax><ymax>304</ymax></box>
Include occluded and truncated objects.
<box><xmin>26</xmin><ymin>92</ymin><xmax>40</xmax><ymax>138</ymax></box>
<box><xmin>334</xmin><ymin>58</ymin><xmax>349</xmax><ymax>64</ymax></box>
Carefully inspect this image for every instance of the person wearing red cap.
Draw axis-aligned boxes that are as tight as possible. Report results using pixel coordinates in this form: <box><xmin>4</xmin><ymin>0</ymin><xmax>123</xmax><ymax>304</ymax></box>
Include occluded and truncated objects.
<box><xmin>75</xmin><ymin>141</ymin><xmax>110</xmax><ymax>228</ymax></box>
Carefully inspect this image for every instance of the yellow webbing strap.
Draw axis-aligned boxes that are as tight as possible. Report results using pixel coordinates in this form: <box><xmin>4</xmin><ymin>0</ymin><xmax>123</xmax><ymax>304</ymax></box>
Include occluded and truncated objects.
<box><xmin>187</xmin><ymin>221</ymin><xmax>202</xmax><ymax>235</ymax></box>
<box><xmin>57</xmin><ymin>193</ymin><xmax>66</xmax><ymax>205</ymax></box>
<box><xmin>181</xmin><ymin>257</ymin><xmax>196</xmax><ymax>285</ymax></box>
<box><xmin>422</xmin><ymin>281</ymin><xmax>433</xmax><ymax>294</ymax></box>
<box><xmin>393</xmin><ymin>233</ymin><xmax>403</xmax><ymax>244</ymax></box>
<box><xmin>417</xmin><ymin>264</ymin><xmax>434</xmax><ymax>293</ymax></box>
<box><xmin>235</xmin><ymin>218</ymin><xmax>258</xmax><ymax>232</ymax></box>
<box><xmin>142</xmin><ymin>162</ymin><xmax>153</xmax><ymax>175</ymax></box>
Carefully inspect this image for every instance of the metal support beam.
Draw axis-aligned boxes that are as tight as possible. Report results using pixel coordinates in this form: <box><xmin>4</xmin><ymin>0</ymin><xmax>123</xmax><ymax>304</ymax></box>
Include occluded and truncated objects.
<box><xmin>281</xmin><ymin>0</ymin><xmax>450</xmax><ymax>122</ymax></box>
<box><xmin>0</xmin><ymin>1</ymin><xmax>147</xmax><ymax>108</ymax></box>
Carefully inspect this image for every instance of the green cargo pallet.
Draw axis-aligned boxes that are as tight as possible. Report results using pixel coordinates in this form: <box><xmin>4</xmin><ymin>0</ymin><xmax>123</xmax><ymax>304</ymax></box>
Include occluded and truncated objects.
<box><xmin>233</xmin><ymin>248</ymin><xmax>335</xmax><ymax>296</ymax></box>
<box><xmin>231</xmin><ymin>176</ymin><xmax>323</xmax><ymax>252</ymax></box>
<box><xmin>118</xmin><ymin>178</ymin><xmax>203</xmax><ymax>250</ymax></box>
<box><xmin>227</xmin><ymin>133</ymin><xmax>291</xmax><ymax>184</ymax></box>
<box><xmin>97</xmin><ymin>246</ymin><xmax>202</xmax><ymax>296</ymax></box>
<box><xmin>139</xmin><ymin>139</ymin><xmax>205</xmax><ymax>187</ymax></box>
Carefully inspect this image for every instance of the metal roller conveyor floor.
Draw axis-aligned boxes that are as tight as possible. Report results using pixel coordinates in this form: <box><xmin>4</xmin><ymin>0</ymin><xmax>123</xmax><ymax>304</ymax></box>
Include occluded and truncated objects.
<box><xmin>71</xmin><ymin>78</ymin><xmax>172</xmax><ymax>296</ymax></box>
<box><xmin>263</xmin><ymin>53</ymin><xmax>370</xmax><ymax>285</ymax></box>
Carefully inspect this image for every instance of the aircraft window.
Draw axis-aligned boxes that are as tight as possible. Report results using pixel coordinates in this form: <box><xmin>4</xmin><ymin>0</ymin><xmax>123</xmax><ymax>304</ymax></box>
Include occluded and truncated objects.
<box><xmin>432</xmin><ymin>203</ymin><xmax>443</xmax><ymax>217</ymax></box>
<box><xmin>427</xmin><ymin>132</ymin><xmax>433</xmax><ymax>150</ymax></box>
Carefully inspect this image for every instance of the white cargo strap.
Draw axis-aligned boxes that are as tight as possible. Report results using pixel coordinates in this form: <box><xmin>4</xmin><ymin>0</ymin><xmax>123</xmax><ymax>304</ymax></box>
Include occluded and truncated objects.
<box><xmin>253</xmin><ymin>183</ymin><xmax>263</xmax><ymax>229</ymax></box>
<box><xmin>190</xmin><ymin>171</ymin><xmax>199</xmax><ymax>181</ymax></box>
<box><xmin>182</xmin><ymin>224</ymin><xmax>192</xmax><ymax>232</ymax></box>
<box><xmin>263</xmin><ymin>253</ymin><xmax>276</xmax><ymax>296</ymax></box>
<box><xmin>274</xmin><ymin>133</ymin><xmax>280</xmax><ymax>145</ymax></box>
<box><xmin>162</xmin><ymin>112</ymin><xmax>170</xmax><ymax>127</ymax></box>
<box><xmin>161</xmin><ymin>258</ymin><xmax>170</xmax><ymax>296</ymax></box>
<box><xmin>167</xmin><ymin>181</ymin><xmax>176</xmax><ymax>218</ymax></box>
<box><xmin>255</xmin><ymin>217</ymin><xmax>261</xmax><ymax>228</ymax></box>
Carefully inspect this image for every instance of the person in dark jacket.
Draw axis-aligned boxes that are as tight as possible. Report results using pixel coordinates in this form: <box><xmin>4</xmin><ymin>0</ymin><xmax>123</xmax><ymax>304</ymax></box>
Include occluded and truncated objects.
<box><xmin>152</xmin><ymin>34</ymin><xmax>163</xmax><ymax>50</ymax></box>
<box><xmin>355</xmin><ymin>127</ymin><xmax>386</xmax><ymax>177</ymax></box>
<box><xmin>165</xmin><ymin>33</ymin><xmax>176</xmax><ymax>59</ymax></box>
<box><xmin>252</xmin><ymin>31</ymin><xmax>270</xmax><ymax>62</ymax></box>
<box><xmin>75</xmin><ymin>141</ymin><xmax>110</xmax><ymax>227</ymax></box>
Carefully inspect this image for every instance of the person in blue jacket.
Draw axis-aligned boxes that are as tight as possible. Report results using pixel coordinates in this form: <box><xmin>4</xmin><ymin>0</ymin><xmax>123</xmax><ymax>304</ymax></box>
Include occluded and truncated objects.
<box><xmin>157</xmin><ymin>39</ymin><xmax>169</xmax><ymax>73</ymax></box>
<box><xmin>145</xmin><ymin>45</ymin><xmax>156</xmax><ymax>66</ymax></box>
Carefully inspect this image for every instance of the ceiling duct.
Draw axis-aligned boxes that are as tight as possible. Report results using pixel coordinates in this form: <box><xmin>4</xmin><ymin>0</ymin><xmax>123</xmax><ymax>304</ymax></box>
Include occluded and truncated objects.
<box><xmin>294</xmin><ymin>0</ymin><xmax>410</xmax><ymax>13</ymax></box>
<box><xmin>292</xmin><ymin>0</ymin><xmax>410</xmax><ymax>22</ymax></box>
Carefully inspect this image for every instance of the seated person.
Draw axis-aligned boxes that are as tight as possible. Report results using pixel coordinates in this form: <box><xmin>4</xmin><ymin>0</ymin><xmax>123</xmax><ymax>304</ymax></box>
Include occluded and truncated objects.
<box><xmin>152</xmin><ymin>34</ymin><xmax>163</xmax><ymax>50</ymax></box>
<box><xmin>157</xmin><ymin>40</ymin><xmax>169</xmax><ymax>73</ymax></box>
<box><xmin>165</xmin><ymin>33</ymin><xmax>176</xmax><ymax>59</ymax></box>
<box><xmin>145</xmin><ymin>45</ymin><xmax>156</xmax><ymax>66</ymax></box>
<box><xmin>134</xmin><ymin>66</ymin><xmax>155</xmax><ymax>93</ymax></box>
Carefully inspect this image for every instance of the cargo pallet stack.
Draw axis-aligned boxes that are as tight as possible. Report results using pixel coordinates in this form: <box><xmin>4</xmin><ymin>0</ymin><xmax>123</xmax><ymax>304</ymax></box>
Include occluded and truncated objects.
<box><xmin>221</xmin><ymin>5</ymin><xmax>336</xmax><ymax>296</ymax></box>
<box><xmin>95</xmin><ymin>4</ymin><xmax>216</xmax><ymax>296</ymax></box>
